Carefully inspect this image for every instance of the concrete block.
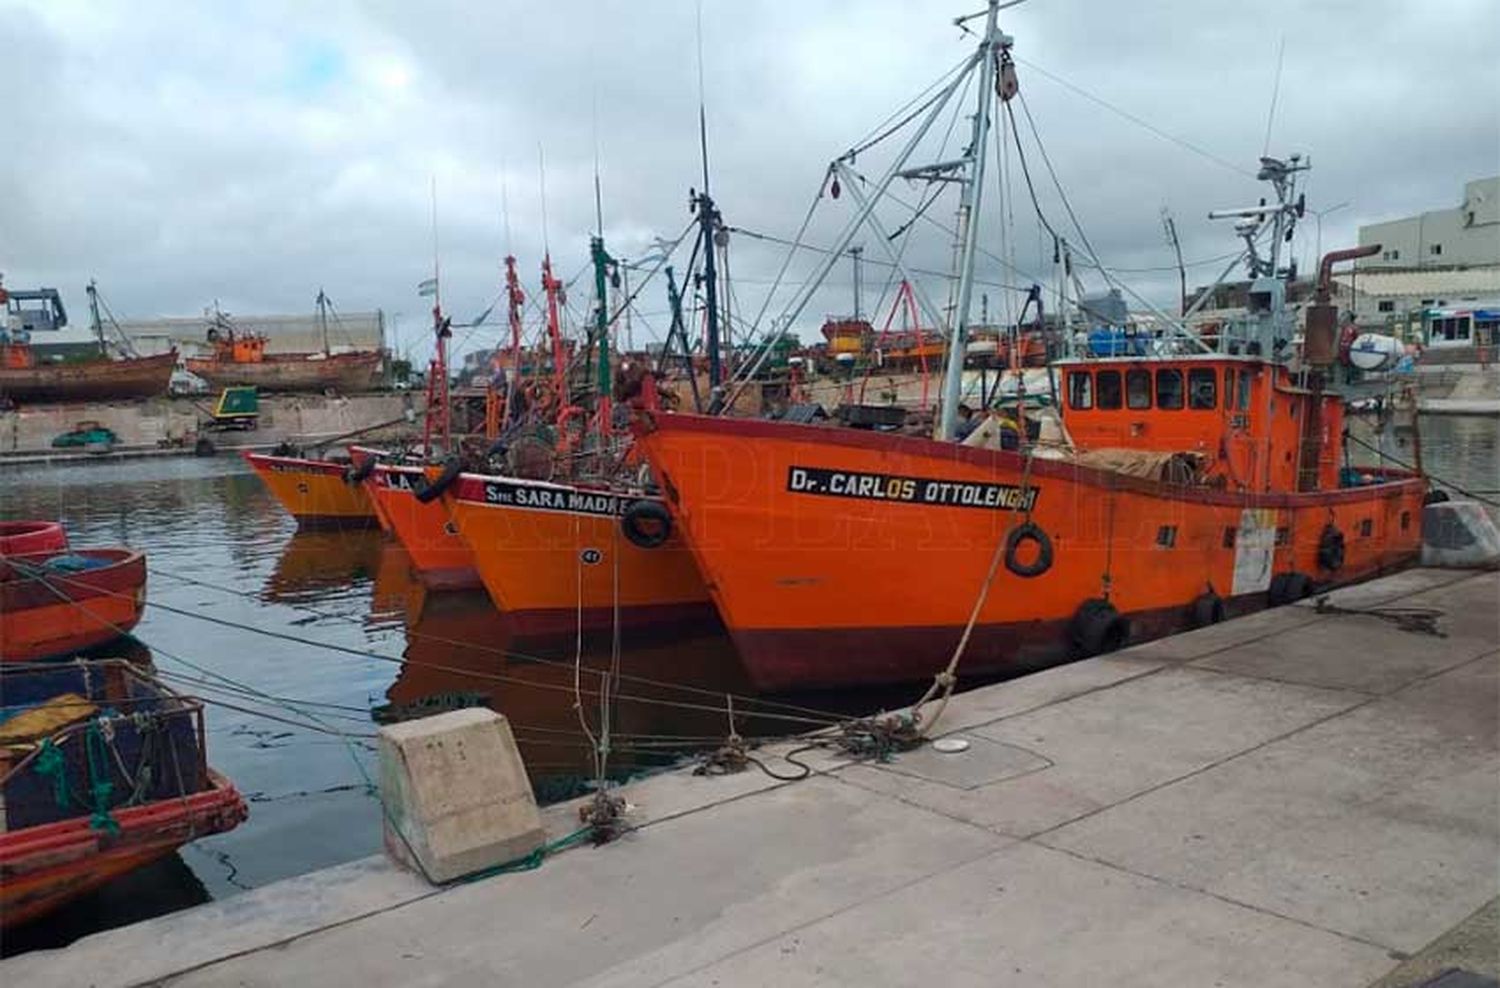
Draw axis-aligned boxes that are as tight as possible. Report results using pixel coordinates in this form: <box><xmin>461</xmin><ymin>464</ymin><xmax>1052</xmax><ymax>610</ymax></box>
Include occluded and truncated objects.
<box><xmin>377</xmin><ymin>708</ymin><xmax>544</xmax><ymax>884</ymax></box>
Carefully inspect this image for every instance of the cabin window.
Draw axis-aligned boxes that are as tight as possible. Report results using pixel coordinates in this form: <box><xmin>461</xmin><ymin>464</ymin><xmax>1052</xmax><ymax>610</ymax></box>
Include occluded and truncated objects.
<box><xmin>1126</xmin><ymin>369</ymin><xmax>1152</xmax><ymax>409</ymax></box>
<box><xmin>1400</xmin><ymin>511</ymin><xmax>1411</xmax><ymax>531</ymax></box>
<box><xmin>1236</xmin><ymin>370</ymin><xmax>1252</xmax><ymax>411</ymax></box>
<box><xmin>1359</xmin><ymin>518</ymin><xmax>1373</xmax><ymax>537</ymax></box>
<box><xmin>1275</xmin><ymin>526</ymin><xmax>1290</xmax><ymax>546</ymax></box>
<box><xmin>1067</xmin><ymin>371</ymin><xmax>1093</xmax><ymax>410</ymax></box>
<box><xmin>1188</xmin><ymin>369</ymin><xmax>1217</xmax><ymax>409</ymax></box>
<box><xmin>1222</xmin><ymin>527</ymin><xmax>1236</xmax><ymax>548</ymax></box>
<box><xmin>1156</xmin><ymin>525</ymin><xmax>1177</xmax><ymax>548</ymax></box>
<box><xmin>1155</xmin><ymin>369</ymin><xmax>1184</xmax><ymax>410</ymax></box>
<box><xmin>1097</xmin><ymin>370</ymin><xmax>1122</xmax><ymax>410</ymax></box>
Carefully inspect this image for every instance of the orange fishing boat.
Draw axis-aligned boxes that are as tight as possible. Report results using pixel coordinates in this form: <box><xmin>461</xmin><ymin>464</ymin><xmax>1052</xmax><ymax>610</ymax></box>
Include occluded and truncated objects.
<box><xmin>364</xmin><ymin>462</ymin><xmax>479</xmax><ymax>590</ymax></box>
<box><xmin>0</xmin><ymin>549</ymin><xmax>147</xmax><ymax>662</ymax></box>
<box><xmin>242</xmin><ymin>449</ymin><xmax>378</xmax><ymax>528</ymax></box>
<box><xmin>184</xmin><ymin>294</ymin><xmax>382</xmax><ymax>394</ymax></box>
<box><xmin>631</xmin><ymin>9</ymin><xmax>1427</xmax><ymax>691</ymax></box>
<box><xmin>0</xmin><ymin>660</ymin><xmax>247</xmax><ymax>929</ymax></box>
<box><xmin>445</xmin><ymin>472</ymin><xmax>713</xmax><ymax>636</ymax></box>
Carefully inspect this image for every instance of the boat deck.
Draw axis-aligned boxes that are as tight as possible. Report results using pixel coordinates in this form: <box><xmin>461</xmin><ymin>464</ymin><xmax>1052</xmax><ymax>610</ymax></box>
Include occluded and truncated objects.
<box><xmin>7</xmin><ymin>567</ymin><xmax>1497</xmax><ymax>988</ymax></box>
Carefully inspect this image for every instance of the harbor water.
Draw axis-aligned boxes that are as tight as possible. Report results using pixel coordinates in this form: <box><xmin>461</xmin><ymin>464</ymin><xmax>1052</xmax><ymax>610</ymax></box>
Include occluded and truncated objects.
<box><xmin>1</xmin><ymin>413</ymin><xmax>1495</xmax><ymax>955</ymax></box>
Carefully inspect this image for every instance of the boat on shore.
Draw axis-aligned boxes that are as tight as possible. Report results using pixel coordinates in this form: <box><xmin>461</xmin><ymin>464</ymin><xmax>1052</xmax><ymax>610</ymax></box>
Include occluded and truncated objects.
<box><xmin>0</xmin><ymin>548</ymin><xmax>148</xmax><ymax>662</ymax></box>
<box><xmin>1</xmin><ymin>284</ymin><xmax>175</xmax><ymax>405</ymax></box>
<box><xmin>631</xmin><ymin>4</ymin><xmax>1428</xmax><ymax>691</ymax></box>
<box><xmin>184</xmin><ymin>294</ymin><xmax>383</xmax><ymax>394</ymax></box>
<box><xmin>0</xmin><ymin>660</ymin><xmax>247</xmax><ymax>929</ymax></box>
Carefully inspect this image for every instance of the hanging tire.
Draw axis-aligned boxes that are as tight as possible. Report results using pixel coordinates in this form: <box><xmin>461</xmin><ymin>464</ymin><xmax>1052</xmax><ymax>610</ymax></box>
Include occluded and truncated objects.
<box><xmin>412</xmin><ymin>457</ymin><xmax>462</xmax><ymax>504</ymax></box>
<box><xmin>1317</xmin><ymin>524</ymin><xmax>1346</xmax><ymax>572</ymax></box>
<box><xmin>1070</xmin><ymin>598</ymin><xmax>1131</xmax><ymax>657</ymax></box>
<box><xmin>344</xmin><ymin>454</ymin><xmax>378</xmax><ymax>485</ymax></box>
<box><xmin>1423</xmin><ymin>489</ymin><xmax>1449</xmax><ymax>505</ymax></box>
<box><xmin>1003</xmin><ymin>522</ymin><xmax>1053</xmax><ymax>578</ymax></box>
<box><xmin>1267</xmin><ymin>571</ymin><xmax>1312</xmax><ymax>606</ymax></box>
<box><xmin>1191</xmin><ymin>591</ymin><xmax>1226</xmax><ymax>628</ymax></box>
<box><xmin>621</xmin><ymin>500</ymin><xmax>672</xmax><ymax>549</ymax></box>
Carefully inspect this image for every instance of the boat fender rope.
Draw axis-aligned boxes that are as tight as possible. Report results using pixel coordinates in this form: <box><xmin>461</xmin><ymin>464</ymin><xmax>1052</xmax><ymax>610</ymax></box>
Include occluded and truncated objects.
<box><xmin>1317</xmin><ymin>524</ymin><xmax>1346</xmax><ymax>572</ymax></box>
<box><xmin>1003</xmin><ymin>521</ymin><xmax>1053</xmax><ymax>578</ymax></box>
<box><xmin>33</xmin><ymin>738</ymin><xmax>70</xmax><ymax>810</ymax></box>
<box><xmin>344</xmin><ymin>454</ymin><xmax>378</xmax><ymax>485</ymax></box>
<box><xmin>621</xmin><ymin>500</ymin><xmax>672</xmax><ymax>549</ymax></box>
<box><xmin>412</xmin><ymin>457</ymin><xmax>462</xmax><ymax>504</ymax></box>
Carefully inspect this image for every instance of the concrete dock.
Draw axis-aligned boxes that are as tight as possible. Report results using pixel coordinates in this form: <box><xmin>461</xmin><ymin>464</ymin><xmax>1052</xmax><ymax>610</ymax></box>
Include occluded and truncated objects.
<box><xmin>6</xmin><ymin>568</ymin><xmax>1497</xmax><ymax>987</ymax></box>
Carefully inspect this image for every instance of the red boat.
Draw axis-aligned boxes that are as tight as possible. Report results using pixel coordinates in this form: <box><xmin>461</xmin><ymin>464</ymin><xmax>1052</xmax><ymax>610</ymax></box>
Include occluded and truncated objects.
<box><xmin>0</xmin><ymin>660</ymin><xmax>247</xmax><ymax>929</ymax></box>
<box><xmin>0</xmin><ymin>521</ymin><xmax>68</xmax><ymax>556</ymax></box>
<box><xmin>0</xmin><ymin>548</ymin><xmax>147</xmax><ymax>662</ymax></box>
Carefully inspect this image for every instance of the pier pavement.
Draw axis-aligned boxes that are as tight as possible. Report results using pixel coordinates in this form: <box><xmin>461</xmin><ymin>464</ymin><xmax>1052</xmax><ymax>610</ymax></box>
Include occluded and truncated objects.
<box><xmin>7</xmin><ymin>567</ymin><xmax>1496</xmax><ymax>987</ymax></box>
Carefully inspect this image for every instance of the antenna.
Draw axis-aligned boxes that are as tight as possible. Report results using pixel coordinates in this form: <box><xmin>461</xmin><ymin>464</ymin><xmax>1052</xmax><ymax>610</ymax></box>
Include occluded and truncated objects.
<box><xmin>429</xmin><ymin>175</ymin><xmax>441</xmax><ymax>313</ymax></box>
<box><xmin>1261</xmin><ymin>36</ymin><xmax>1286</xmax><ymax>158</ymax></box>
<box><xmin>500</xmin><ymin>160</ymin><xmax>513</xmax><ymax>256</ymax></box>
<box><xmin>538</xmin><ymin>144</ymin><xmax>551</xmax><ymax>255</ymax></box>
<box><xmin>592</xmin><ymin>89</ymin><xmax>605</xmax><ymax>238</ymax></box>
<box><xmin>1160</xmin><ymin>207</ymin><xmax>1187</xmax><ymax>316</ymax></box>
<box><xmin>696</xmin><ymin>0</ymin><xmax>710</xmax><ymax>194</ymax></box>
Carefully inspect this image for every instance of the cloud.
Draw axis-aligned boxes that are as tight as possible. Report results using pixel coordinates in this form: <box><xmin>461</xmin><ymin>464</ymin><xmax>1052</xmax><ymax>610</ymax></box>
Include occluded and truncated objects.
<box><xmin>2</xmin><ymin>0</ymin><xmax>1495</xmax><ymax>364</ymax></box>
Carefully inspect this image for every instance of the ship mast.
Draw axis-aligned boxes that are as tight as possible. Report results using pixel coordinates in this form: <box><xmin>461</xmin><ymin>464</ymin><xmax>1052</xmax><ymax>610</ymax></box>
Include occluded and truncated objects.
<box><xmin>502</xmin><ymin>254</ymin><xmax>525</xmax><ymax>430</ymax></box>
<box><xmin>936</xmin><ymin>0</ymin><xmax>1008</xmax><ymax>440</ymax></box>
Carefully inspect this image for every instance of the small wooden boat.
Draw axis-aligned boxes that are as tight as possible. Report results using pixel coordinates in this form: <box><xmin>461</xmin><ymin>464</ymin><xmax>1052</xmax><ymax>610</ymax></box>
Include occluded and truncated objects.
<box><xmin>363</xmin><ymin>462</ymin><xmax>480</xmax><ymax>590</ymax></box>
<box><xmin>0</xmin><ymin>521</ymin><xmax>68</xmax><ymax>556</ymax></box>
<box><xmin>242</xmin><ymin>450</ymin><xmax>379</xmax><ymax>528</ymax></box>
<box><xmin>0</xmin><ymin>549</ymin><xmax>147</xmax><ymax>662</ymax></box>
<box><xmin>0</xmin><ymin>660</ymin><xmax>248</xmax><ymax>929</ymax></box>
<box><xmin>445</xmin><ymin>471</ymin><xmax>713</xmax><ymax>635</ymax></box>
<box><xmin>184</xmin><ymin>297</ymin><xmax>382</xmax><ymax>394</ymax></box>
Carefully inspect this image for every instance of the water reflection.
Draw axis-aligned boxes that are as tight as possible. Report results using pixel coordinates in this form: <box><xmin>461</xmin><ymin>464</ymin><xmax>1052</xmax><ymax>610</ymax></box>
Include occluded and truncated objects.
<box><xmin>262</xmin><ymin>529</ymin><xmax>386</xmax><ymax>605</ymax></box>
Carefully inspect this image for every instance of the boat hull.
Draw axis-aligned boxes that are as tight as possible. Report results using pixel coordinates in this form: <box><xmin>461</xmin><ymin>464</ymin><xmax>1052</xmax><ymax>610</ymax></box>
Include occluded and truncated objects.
<box><xmin>243</xmin><ymin>452</ymin><xmax>378</xmax><ymax>528</ymax></box>
<box><xmin>0</xmin><ymin>549</ymin><xmax>147</xmax><ymax>662</ymax></box>
<box><xmin>366</xmin><ymin>464</ymin><xmax>480</xmax><ymax>590</ymax></box>
<box><xmin>0</xmin><ymin>521</ymin><xmax>68</xmax><ymax>556</ymax></box>
<box><xmin>446</xmin><ymin>473</ymin><xmax>714</xmax><ymax>635</ymax></box>
<box><xmin>0</xmin><ymin>772</ymin><xmax>246</xmax><ymax>930</ymax></box>
<box><xmin>0</xmin><ymin>353</ymin><xmax>176</xmax><ymax>404</ymax></box>
<box><xmin>185</xmin><ymin>350</ymin><xmax>382</xmax><ymax>393</ymax></box>
<box><xmin>634</xmin><ymin>413</ymin><xmax>1427</xmax><ymax>691</ymax></box>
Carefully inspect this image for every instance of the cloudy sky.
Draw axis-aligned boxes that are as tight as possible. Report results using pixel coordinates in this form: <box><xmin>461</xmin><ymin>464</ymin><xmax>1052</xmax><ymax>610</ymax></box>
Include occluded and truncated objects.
<box><xmin>4</xmin><ymin>0</ymin><xmax>1496</xmax><ymax>363</ymax></box>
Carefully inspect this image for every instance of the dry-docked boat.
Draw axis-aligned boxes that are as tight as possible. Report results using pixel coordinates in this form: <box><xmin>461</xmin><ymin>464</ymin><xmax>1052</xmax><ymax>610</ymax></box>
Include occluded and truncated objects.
<box><xmin>631</xmin><ymin>3</ymin><xmax>1427</xmax><ymax>691</ymax></box>
<box><xmin>184</xmin><ymin>294</ymin><xmax>382</xmax><ymax>394</ymax></box>
<box><xmin>0</xmin><ymin>548</ymin><xmax>148</xmax><ymax>662</ymax></box>
<box><xmin>0</xmin><ymin>660</ymin><xmax>247</xmax><ymax>929</ymax></box>
<box><xmin>1</xmin><ymin>284</ymin><xmax>175</xmax><ymax>405</ymax></box>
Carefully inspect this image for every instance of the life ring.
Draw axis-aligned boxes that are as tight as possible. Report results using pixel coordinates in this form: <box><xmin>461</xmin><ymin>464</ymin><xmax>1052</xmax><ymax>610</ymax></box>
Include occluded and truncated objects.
<box><xmin>412</xmin><ymin>457</ymin><xmax>462</xmax><ymax>504</ymax></box>
<box><xmin>1070</xmin><ymin>598</ymin><xmax>1130</xmax><ymax>657</ymax></box>
<box><xmin>1268</xmin><ymin>571</ymin><xmax>1312</xmax><ymax>606</ymax></box>
<box><xmin>1317</xmin><ymin>524</ymin><xmax>1346</xmax><ymax>572</ymax></box>
<box><xmin>344</xmin><ymin>454</ymin><xmax>378</xmax><ymax>485</ymax></box>
<box><xmin>1191</xmin><ymin>591</ymin><xmax>1226</xmax><ymax>628</ymax></box>
<box><xmin>1003</xmin><ymin>522</ymin><xmax>1053</xmax><ymax>578</ymax></box>
<box><xmin>621</xmin><ymin>499</ymin><xmax>672</xmax><ymax>549</ymax></box>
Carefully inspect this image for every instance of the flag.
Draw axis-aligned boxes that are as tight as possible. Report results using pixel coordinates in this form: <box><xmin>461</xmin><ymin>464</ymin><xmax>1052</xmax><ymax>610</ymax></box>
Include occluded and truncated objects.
<box><xmin>417</xmin><ymin>278</ymin><xmax>438</xmax><ymax>297</ymax></box>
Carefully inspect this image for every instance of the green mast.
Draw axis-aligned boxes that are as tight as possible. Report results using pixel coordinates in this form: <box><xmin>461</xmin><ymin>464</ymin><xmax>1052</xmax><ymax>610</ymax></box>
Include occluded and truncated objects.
<box><xmin>590</xmin><ymin>235</ymin><xmax>615</xmax><ymax>422</ymax></box>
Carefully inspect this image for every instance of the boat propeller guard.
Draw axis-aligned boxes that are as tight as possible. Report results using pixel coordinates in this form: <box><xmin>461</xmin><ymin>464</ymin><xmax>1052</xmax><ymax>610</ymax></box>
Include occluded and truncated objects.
<box><xmin>1003</xmin><ymin>522</ymin><xmax>1053</xmax><ymax>578</ymax></box>
<box><xmin>412</xmin><ymin>457</ymin><xmax>462</xmax><ymax>504</ymax></box>
<box><xmin>621</xmin><ymin>500</ymin><xmax>672</xmax><ymax>549</ymax></box>
<box><xmin>1317</xmin><ymin>524</ymin><xmax>1346</xmax><ymax>572</ymax></box>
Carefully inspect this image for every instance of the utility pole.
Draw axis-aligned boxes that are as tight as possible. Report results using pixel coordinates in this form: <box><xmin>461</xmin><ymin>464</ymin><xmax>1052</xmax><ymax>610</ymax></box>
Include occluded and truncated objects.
<box><xmin>851</xmin><ymin>245</ymin><xmax>864</xmax><ymax>320</ymax></box>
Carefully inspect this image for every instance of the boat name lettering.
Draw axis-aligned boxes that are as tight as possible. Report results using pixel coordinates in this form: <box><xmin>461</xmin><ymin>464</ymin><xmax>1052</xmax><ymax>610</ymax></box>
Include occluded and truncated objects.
<box><xmin>383</xmin><ymin>470</ymin><xmax>417</xmax><ymax>491</ymax></box>
<box><xmin>786</xmin><ymin>467</ymin><xmax>1038</xmax><ymax>511</ymax></box>
<box><xmin>482</xmin><ymin>481</ymin><xmax>626</xmax><ymax>517</ymax></box>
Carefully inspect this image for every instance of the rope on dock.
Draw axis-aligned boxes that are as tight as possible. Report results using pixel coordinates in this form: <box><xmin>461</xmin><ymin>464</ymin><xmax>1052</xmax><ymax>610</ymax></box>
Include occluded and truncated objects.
<box><xmin>1312</xmin><ymin>596</ymin><xmax>1447</xmax><ymax>637</ymax></box>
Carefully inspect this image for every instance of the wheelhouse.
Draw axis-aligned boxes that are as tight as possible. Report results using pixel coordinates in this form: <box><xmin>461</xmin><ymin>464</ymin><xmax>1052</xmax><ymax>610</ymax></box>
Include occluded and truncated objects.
<box><xmin>1055</xmin><ymin>354</ymin><xmax>1348</xmax><ymax>495</ymax></box>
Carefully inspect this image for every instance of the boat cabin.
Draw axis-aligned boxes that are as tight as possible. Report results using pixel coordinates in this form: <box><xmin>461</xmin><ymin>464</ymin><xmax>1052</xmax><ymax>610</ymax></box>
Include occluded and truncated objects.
<box><xmin>1056</xmin><ymin>354</ymin><xmax>1345</xmax><ymax>495</ymax></box>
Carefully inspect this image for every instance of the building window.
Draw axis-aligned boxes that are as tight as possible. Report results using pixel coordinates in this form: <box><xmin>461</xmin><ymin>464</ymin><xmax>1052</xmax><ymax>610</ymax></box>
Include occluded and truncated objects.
<box><xmin>1430</xmin><ymin>244</ymin><xmax>1442</xmax><ymax>256</ymax></box>
<box><xmin>1126</xmin><ymin>368</ymin><xmax>1152</xmax><ymax>409</ymax></box>
<box><xmin>1188</xmin><ymin>368</ymin><xmax>1217</xmax><ymax>409</ymax></box>
<box><xmin>1155</xmin><ymin>368</ymin><xmax>1184</xmax><ymax>410</ymax></box>
<box><xmin>1097</xmin><ymin>370</ymin><xmax>1122</xmax><ymax>410</ymax></box>
<box><xmin>1390</xmin><ymin>249</ymin><xmax>1400</xmax><ymax>260</ymax></box>
<box><xmin>1067</xmin><ymin>371</ymin><xmax>1093</xmax><ymax>410</ymax></box>
<box><xmin>1378</xmin><ymin>300</ymin><xmax>1395</xmax><ymax>313</ymax></box>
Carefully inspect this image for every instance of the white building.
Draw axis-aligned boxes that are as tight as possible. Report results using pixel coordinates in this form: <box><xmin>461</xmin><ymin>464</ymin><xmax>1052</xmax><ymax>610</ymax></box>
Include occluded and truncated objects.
<box><xmin>1358</xmin><ymin>176</ymin><xmax>1499</xmax><ymax>270</ymax></box>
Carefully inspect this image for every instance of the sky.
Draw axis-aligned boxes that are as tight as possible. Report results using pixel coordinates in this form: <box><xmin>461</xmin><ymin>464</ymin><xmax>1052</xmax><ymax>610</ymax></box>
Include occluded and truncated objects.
<box><xmin>3</xmin><ymin>0</ymin><xmax>1497</xmax><ymax>365</ymax></box>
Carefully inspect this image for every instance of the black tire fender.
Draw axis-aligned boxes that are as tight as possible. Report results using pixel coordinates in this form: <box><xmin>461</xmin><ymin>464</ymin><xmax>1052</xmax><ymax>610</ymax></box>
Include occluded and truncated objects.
<box><xmin>1423</xmin><ymin>489</ymin><xmax>1449</xmax><ymax>506</ymax></box>
<box><xmin>1268</xmin><ymin>571</ymin><xmax>1313</xmax><ymax>606</ymax></box>
<box><xmin>621</xmin><ymin>499</ymin><xmax>672</xmax><ymax>549</ymax></box>
<box><xmin>1003</xmin><ymin>522</ymin><xmax>1053</xmax><ymax>578</ymax></box>
<box><xmin>1191</xmin><ymin>591</ymin><xmax>1226</xmax><ymax>628</ymax></box>
<box><xmin>1317</xmin><ymin>524</ymin><xmax>1346</xmax><ymax>572</ymax></box>
<box><xmin>412</xmin><ymin>457</ymin><xmax>462</xmax><ymax>504</ymax></box>
<box><xmin>1070</xmin><ymin>598</ymin><xmax>1131</xmax><ymax>657</ymax></box>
